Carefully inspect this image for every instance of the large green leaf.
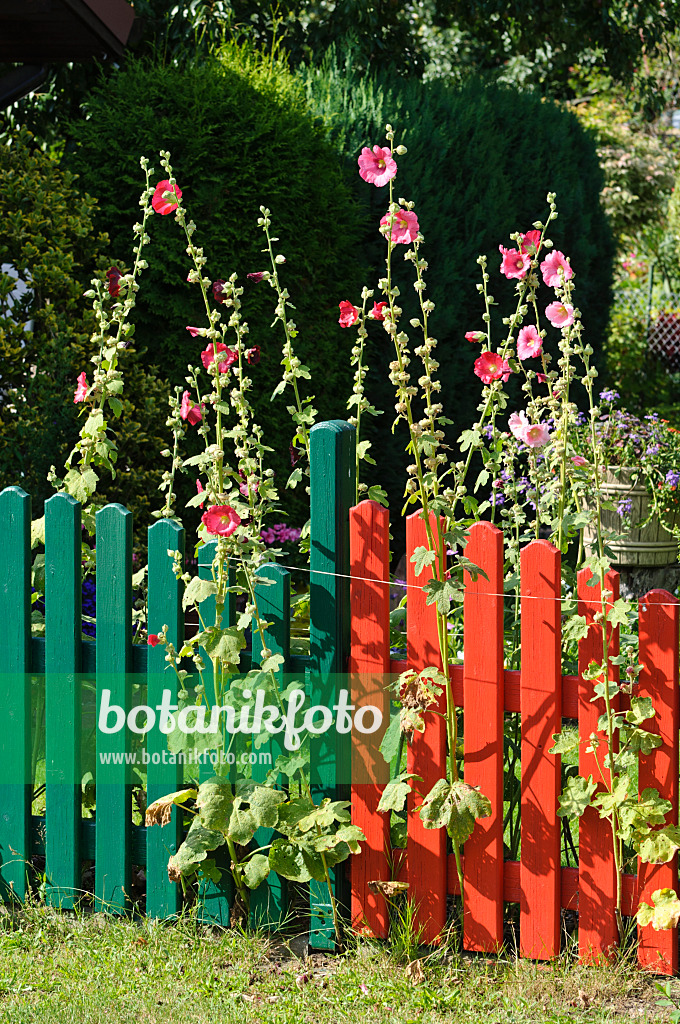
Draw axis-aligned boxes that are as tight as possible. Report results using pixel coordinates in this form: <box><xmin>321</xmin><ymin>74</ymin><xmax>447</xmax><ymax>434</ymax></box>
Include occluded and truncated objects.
<box><xmin>168</xmin><ymin>819</ymin><xmax>225</xmax><ymax>881</ymax></box>
<box><xmin>145</xmin><ymin>787</ymin><xmax>197</xmax><ymax>828</ymax></box>
<box><xmin>637</xmin><ymin>888</ymin><xmax>680</xmax><ymax>930</ymax></box>
<box><xmin>377</xmin><ymin>777</ymin><xmax>412</xmax><ymax>813</ymax></box>
<box><xmin>419</xmin><ymin>778</ymin><xmax>491</xmax><ymax>844</ymax></box>
<box><xmin>269</xmin><ymin>837</ymin><xmax>312</xmax><ymax>882</ymax></box>
<box><xmin>635</xmin><ymin>825</ymin><xmax>680</xmax><ymax>864</ymax></box>
<box><xmin>244</xmin><ymin>853</ymin><xmax>271</xmax><ymax>890</ymax></box>
<box><xmin>379</xmin><ymin>713</ymin><xmax>402</xmax><ymax>764</ymax></box>
<box><xmin>557</xmin><ymin>774</ymin><xmax>597</xmax><ymax>818</ymax></box>
<box><xmin>182</xmin><ymin>576</ymin><xmax>218</xmax><ymax>611</ymax></box>
<box><xmin>195</xmin><ymin>776</ymin><xmax>233</xmax><ymax>831</ymax></box>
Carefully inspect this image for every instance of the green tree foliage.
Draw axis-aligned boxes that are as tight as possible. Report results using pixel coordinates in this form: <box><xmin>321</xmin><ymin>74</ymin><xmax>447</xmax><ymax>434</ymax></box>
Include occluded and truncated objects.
<box><xmin>0</xmin><ymin>129</ymin><xmax>168</xmax><ymax>526</ymax></box>
<box><xmin>65</xmin><ymin>46</ymin><xmax>366</xmax><ymax>526</ymax></box>
<box><xmin>302</xmin><ymin>62</ymin><xmax>615</xmax><ymax>514</ymax></box>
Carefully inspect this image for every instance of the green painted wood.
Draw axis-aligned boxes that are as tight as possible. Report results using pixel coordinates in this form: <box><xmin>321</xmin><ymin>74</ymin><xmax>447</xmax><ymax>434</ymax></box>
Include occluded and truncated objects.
<box><xmin>146</xmin><ymin>519</ymin><xmax>185</xmax><ymax>919</ymax></box>
<box><xmin>250</xmin><ymin>563</ymin><xmax>290</xmax><ymax>928</ymax></box>
<box><xmin>44</xmin><ymin>493</ymin><xmax>82</xmax><ymax>908</ymax></box>
<box><xmin>95</xmin><ymin>503</ymin><xmax>133</xmax><ymax>913</ymax></box>
<box><xmin>0</xmin><ymin>487</ymin><xmax>32</xmax><ymax>901</ymax></box>
<box><xmin>195</xmin><ymin>541</ymin><xmax>234</xmax><ymax>925</ymax></box>
<box><xmin>308</xmin><ymin>420</ymin><xmax>356</xmax><ymax>949</ymax></box>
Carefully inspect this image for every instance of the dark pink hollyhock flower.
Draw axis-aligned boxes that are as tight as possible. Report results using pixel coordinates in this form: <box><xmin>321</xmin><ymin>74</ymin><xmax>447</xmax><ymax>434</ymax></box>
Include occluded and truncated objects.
<box><xmin>246</xmin><ymin>346</ymin><xmax>261</xmax><ymax>364</ymax></box>
<box><xmin>196</xmin><ymin>479</ymin><xmax>207</xmax><ymax>506</ymax></box>
<box><xmin>201</xmin><ymin>505</ymin><xmax>241</xmax><ymax>537</ymax></box>
<box><xmin>201</xmin><ymin>342</ymin><xmax>238</xmax><ymax>373</ymax></box>
<box><xmin>519</xmin><ymin>229</ymin><xmax>541</xmax><ymax>255</ymax></box>
<box><xmin>465</xmin><ymin>330</ymin><xmax>484</xmax><ymax>343</ymax></box>
<box><xmin>180</xmin><ymin>390</ymin><xmax>202</xmax><ymax>425</ymax></box>
<box><xmin>499</xmin><ymin>246</ymin><xmax>530</xmax><ymax>280</ymax></box>
<box><xmin>151</xmin><ymin>179</ymin><xmax>182</xmax><ymax>215</ymax></box>
<box><xmin>380</xmin><ymin>209</ymin><xmax>419</xmax><ymax>245</ymax></box>
<box><xmin>338</xmin><ymin>300</ymin><xmax>360</xmax><ymax>328</ymax></box>
<box><xmin>106</xmin><ymin>266</ymin><xmax>122</xmax><ymax>297</ymax></box>
<box><xmin>536</xmin><ymin>373</ymin><xmax>549</xmax><ymax>384</ymax></box>
<box><xmin>247</xmin><ymin>272</ymin><xmax>267</xmax><ymax>283</ymax></box>
<box><xmin>148</xmin><ymin>634</ymin><xmax>161</xmax><ymax>647</ymax></box>
<box><xmin>212</xmin><ymin>279</ymin><xmax>226</xmax><ymax>303</ymax></box>
<box><xmin>74</xmin><ymin>371</ymin><xmax>88</xmax><ymax>403</ymax></box>
<box><xmin>474</xmin><ymin>351</ymin><xmax>512</xmax><ymax>385</ymax></box>
<box><xmin>370</xmin><ymin>301</ymin><xmax>388</xmax><ymax>320</ymax></box>
<box><xmin>186</xmin><ymin>326</ymin><xmax>204</xmax><ymax>338</ymax></box>
<box><xmin>358</xmin><ymin>145</ymin><xmax>397</xmax><ymax>187</ymax></box>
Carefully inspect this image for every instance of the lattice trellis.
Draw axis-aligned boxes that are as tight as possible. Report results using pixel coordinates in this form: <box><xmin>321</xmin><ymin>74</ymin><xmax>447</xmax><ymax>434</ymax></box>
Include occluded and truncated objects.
<box><xmin>648</xmin><ymin>306</ymin><xmax>680</xmax><ymax>371</ymax></box>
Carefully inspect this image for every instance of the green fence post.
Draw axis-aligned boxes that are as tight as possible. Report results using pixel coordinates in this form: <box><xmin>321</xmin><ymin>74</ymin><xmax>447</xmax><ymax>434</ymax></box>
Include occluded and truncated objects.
<box><xmin>45</xmin><ymin>493</ymin><xmax>82</xmax><ymax>908</ymax></box>
<box><xmin>146</xmin><ymin>520</ymin><xmax>185</xmax><ymax>919</ymax></box>
<box><xmin>95</xmin><ymin>503</ymin><xmax>133</xmax><ymax>913</ymax></box>
<box><xmin>309</xmin><ymin>420</ymin><xmax>355</xmax><ymax>949</ymax></box>
<box><xmin>0</xmin><ymin>487</ymin><xmax>32</xmax><ymax>901</ymax></box>
<box><xmin>250</xmin><ymin>563</ymin><xmax>291</xmax><ymax>928</ymax></box>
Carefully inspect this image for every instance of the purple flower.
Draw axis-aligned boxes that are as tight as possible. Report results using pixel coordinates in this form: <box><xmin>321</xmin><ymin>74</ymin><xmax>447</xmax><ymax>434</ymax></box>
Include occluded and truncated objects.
<box><xmin>666</xmin><ymin>470</ymin><xmax>680</xmax><ymax>488</ymax></box>
<box><xmin>600</xmin><ymin>389</ymin><xmax>619</xmax><ymax>402</ymax></box>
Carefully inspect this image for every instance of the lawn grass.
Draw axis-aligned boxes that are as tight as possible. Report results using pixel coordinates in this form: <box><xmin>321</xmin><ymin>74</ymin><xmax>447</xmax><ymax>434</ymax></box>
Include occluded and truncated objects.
<box><xmin>0</xmin><ymin>902</ymin><xmax>677</xmax><ymax>1023</ymax></box>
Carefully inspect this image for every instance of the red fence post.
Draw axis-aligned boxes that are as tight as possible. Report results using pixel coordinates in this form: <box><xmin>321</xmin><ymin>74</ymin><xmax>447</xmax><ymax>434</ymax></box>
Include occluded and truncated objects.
<box><xmin>637</xmin><ymin>589</ymin><xmax>679</xmax><ymax>975</ymax></box>
<box><xmin>520</xmin><ymin>539</ymin><xmax>562</xmax><ymax>959</ymax></box>
<box><xmin>406</xmin><ymin>510</ymin><xmax>447</xmax><ymax>944</ymax></box>
<box><xmin>463</xmin><ymin>521</ymin><xmax>504</xmax><ymax>952</ymax></box>
<box><xmin>349</xmin><ymin>500</ymin><xmax>391</xmax><ymax>937</ymax></box>
<box><xmin>577</xmin><ymin>567</ymin><xmax>620</xmax><ymax>963</ymax></box>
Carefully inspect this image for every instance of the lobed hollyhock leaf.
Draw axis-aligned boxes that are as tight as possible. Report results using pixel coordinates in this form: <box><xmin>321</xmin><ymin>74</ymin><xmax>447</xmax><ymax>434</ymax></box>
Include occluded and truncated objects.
<box><xmin>637</xmin><ymin>888</ymin><xmax>680</xmax><ymax>930</ymax></box>
<box><xmin>419</xmin><ymin>778</ymin><xmax>491</xmax><ymax>844</ymax></box>
<box><xmin>145</xmin><ymin>788</ymin><xmax>197</xmax><ymax>827</ymax></box>
<box><xmin>244</xmin><ymin>854</ymin><xmax>270</xmax><ymax>890</ymax></box>
<box><xmin>195</xmin><ymin>776</ymin><xmax>233</xmax><ymax>831</ymax></box>
<box><xmin>557</xmin><ymin>774</ymin><xmax>597</xmax><ymax>818</ymax></box>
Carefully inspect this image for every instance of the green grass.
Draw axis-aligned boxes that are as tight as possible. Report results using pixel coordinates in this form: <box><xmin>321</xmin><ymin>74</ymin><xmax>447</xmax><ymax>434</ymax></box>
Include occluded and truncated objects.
<box><xmin>0</xmin><ymin>901</ymin><xmax>677</xmax><ymax>1023</ymax></box>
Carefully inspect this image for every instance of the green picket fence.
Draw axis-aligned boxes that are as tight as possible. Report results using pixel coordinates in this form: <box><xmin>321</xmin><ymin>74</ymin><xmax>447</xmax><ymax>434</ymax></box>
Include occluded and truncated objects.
<box><xmin>0</xmin><ymin>420</ymin><xmax>355</xmax><ymax>949</ymax></box>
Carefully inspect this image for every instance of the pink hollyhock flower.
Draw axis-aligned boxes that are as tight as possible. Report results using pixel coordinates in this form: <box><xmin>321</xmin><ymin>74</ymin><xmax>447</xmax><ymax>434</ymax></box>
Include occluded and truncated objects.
<box><xmin>196</xmin><ymin>479</ymin><xmax>206</xmax><ymax>506</ymax></box>
<box><xmin>516</xmin><ymin>325</ymin><xmax>543</xmax><ymax>359</ymax></box>
<box><xmin>358</xmin><ymin>145</ymin><xmax>397</xmax><ymax>187</ymax></box>
<box><xmin>465</xmin><ymin>330</ymin><xmax>484</xmax><ymax>343</ymax></box>
<box><xmin>148</xmin><ymin>634</ymin><xmax>161</xmax><ymax>647</ymax></box>
<box><xmin>571</xmin><ymin>455</ymin><xmax>588</xmax><ymax>467</ymax></box>
<box><xmin>338</xmin><ymin>300</ymin><xmax>360</xmax><ymax>328</ymax></box>
<box><xmin>180</xmin><ymin>390</ymin><xmax>202</xmax><ymax>425</ymax></box>
<box><xmin>246</xmin><ymin>345</ymin><xmax>261</xmax><ymax>364</ymax></box>
<box><xmin>545</xmin><ymin>301</ymin><xmax>575</xmax><ymax>328</ymax></box>
<box><xmin>201</xmin><ymin>342</ymin><xmax>238</xmax><ymax>373</ymax></box>
<box><xmin>370</xmin><ymin>301</ymin><xmax>388</xmax><ymax>321</ymax></box>
<box><xmin>474</xmin><ymin>351</ymin><xmax>512</xmax><ymax>385</ymax></box>
<box><xmin>152</xmin><ymin>179</ymin><xmax>182</xmax><ymax>216</ymax></box>
<box><xmin>509</xmin><ymin>410</ymin><xmax>550</xmax><ymax>447</ymax></box>
<box><xmin>186</xmin><ymin>326</ymin><xmax>205</xmax><ymax>338</ymax></box>
<box><xmin>239</xmin><ymin>475</ymin><xmax>260</xmax><ymax>497</ymax></box>
<box><xmin>536</xmin><ymin>373</ymin><xmax>548</xmax><ymax>384</ymax></box>
<box><xmin>247</xmin><ymin>271</ymin><xmax>267</xmax><ymax>283</ymax></box>
<box><xmin>508</xmin><ymin>410</ymin><xmax>530</xmax><ymax>441</ymax></box>
<box><xmin>106</xmin><ymin>266</ymin><xmax>122</xmax><ymax>297</ymax></box>
<box><xmin>212</xmin><ymin>279</ymin><xmax>225</xmax><ymax>303</ymax></box>
<box><xmin>540</xmin><ymin>250</ymin><xmax>573</xmax><ymax>288</ymax></box>
<box><xmin>519</xmin><ymin>229</ymin><xmax>541</xmax><ymax>255</ymax></box>
<box><xmin>74</xmin><ymin>372</ymin><xmax>88</xmax><ymax>403</ymax></box>
<box><xmin>499</xmin><ymin>246</ymin><xmax>530</xmax><ymax>280</ymax></box>
<box><xmin>201</xmin><ymin>504</ymin><xmax>242</xmax><ymax>537</ymax></box>
<box><xmin>380</xmin><ymin>209</ymin><xmax>419</xmax><ymax>245</ymax></box>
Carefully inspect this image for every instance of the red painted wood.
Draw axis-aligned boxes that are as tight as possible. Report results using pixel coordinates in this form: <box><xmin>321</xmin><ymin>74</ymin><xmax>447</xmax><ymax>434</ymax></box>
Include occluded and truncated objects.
<box><xmin>520</xmin><ymin>540</ymin><xmax>562</xmax><ymax>959</ymax></box>
<box><xmin>577</xmin><ymin>567</ymin><xmax>620</xmax><ymax>963</ymax></box>
<box><xmin>463</xmin><ymin>522</ymin><xmax>504</xmax><ymax>951</ymax></box>
<box><xmin>349</xmin><ymin>501</ymin><xmax>392</xmax><ymax>938</ymax></box>
<box><xmin>637</xmin><ymin>590</ymin><xmax>679</xmax><ymax>975</ymax></box>
<box><xmin>406</xmin><ymin>509</ymin><xmax>447</xmax><ymax>944</ymax></box>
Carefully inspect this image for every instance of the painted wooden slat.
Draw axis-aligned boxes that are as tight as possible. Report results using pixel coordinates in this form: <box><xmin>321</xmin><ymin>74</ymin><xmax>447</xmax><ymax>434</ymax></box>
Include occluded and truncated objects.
<box><xmin>406</xmin><ymin>508</ymin><xmax>447</xmax><ymax>946</ymax></box>
<box><xmin>520</xmin><ymin>539</ymin><xmax>561</xmax><ymax>959</ymax></box>
<box><xmin>577</xmin><ymin>567</ymin><xmax>619</xmax><ymax>963</ymax></box>
<box><xmin>463</xmin><ymin>521</ymin><xmax>504</xmax><ymax>952</ymax></box>
<box><xmin>146</xmin><ymin>519</ymin><xmax>185</xmax><ymax>920</ymax></box>
<box><xmin>196</xmin><ymin>540</ymin><xmax>233</xmax><ymax>926</ymax></box>
<box><xmin>250</xmin><ymin>562</ymin><xmax>290</xmax><ymax>929</ymax></box>
<box><xmin>95</xmin><ymin>503</ymin><xmax>133</xmax><ymax>913</ymax></box>
<box><xmin>0</xmin><ymin>487</ymin><xmax>32</xmax><ymax>901</ymax></box>
<box><xmin>349</xmin><ymin>500</ymin><xmax>391</xmax><ymax>938</ymax></box>
<box><xmin>44</xmin><ymin>493</ymin><xmax>82</xmax><ymax>908</ymax></box>
<box><xmin>309</xmin><ymin>420</ymin><xmax>356</xmax><ymax>949</ymax></box>
<box><xmin>637</xmin><ymin>589</ymin><xmax>679</xmax><ymax>975</ymax></box>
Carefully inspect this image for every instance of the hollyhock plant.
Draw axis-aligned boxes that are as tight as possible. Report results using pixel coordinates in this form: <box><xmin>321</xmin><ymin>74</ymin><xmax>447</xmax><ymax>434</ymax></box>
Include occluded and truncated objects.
<box><xmin>541</xmin><ymin>250</ymin><xmax>573</xmax><ymax>288</ymax></box>
<box><xmin>545</xmin><ymin>301</ymin><xmax>575</xmax><ymax>328</ymax></box>
<box><xmin>201</xmin><ymin>342</ymin><xmax>237</xmax><ymax>373</ymax></box>
<box><xmin>74</xmin><ymin>372</ymin><xmax>88</xmax><ymax>403</ymax></box>
<box><xmin>474</xmin><ymin>351</ymin><xmax>512</xmax><ymax>385</ymax></box>
<box><xmin>358</xmin><ymin>145</ymin><xmax>397</xmax><ymax>187</ymax></box>
<box><xmin>151</xmin><ymin>179</ymin><xmax>182</xmax><ymax>215</ymax></box>
<box><xmin>516</xmin><ymin>325</ymin><xmax>542</xmax><ymax>359</ymax></box>
<box><xmin>180</xmin><ymin>390</ymin><xmax>202</xmax><ymax>425</ymax></box>
<box><xmin>509</xmin><ymin>410</ymin><xmax>550</xmax><ymax>447</ymax></box>
<box><xmin>380</xmin><ymin>209</ymin><xmax>419</xmax><ymax>245</ymax></box>
<box><xmin>338</xmin><ymin>300</ymin><xmax>360</xmax><ymax>328</ymax></box>
<box><xmin>499</xmin><ymin>246</ymin><xmax>530</xmax><ymax>280</ymax></box>
<box><xmin>201</xmin><ymin>504</ymin><xmax>242</xmax><ymax>537</ymax></box>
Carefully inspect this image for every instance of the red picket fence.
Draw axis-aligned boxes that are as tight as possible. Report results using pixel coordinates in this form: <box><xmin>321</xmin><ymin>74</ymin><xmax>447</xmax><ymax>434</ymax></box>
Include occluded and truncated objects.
<box><xmin>348</xmin><ymin>503</ymin><xmax>680</xmax><ymax>974</ymax></box>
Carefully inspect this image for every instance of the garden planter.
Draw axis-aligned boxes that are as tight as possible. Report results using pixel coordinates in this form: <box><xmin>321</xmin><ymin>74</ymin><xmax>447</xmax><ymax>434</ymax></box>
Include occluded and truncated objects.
<box><xmin>584</xmin><ymin>466</ymin><xmax>679</xmax><ymax>568</ymax></box>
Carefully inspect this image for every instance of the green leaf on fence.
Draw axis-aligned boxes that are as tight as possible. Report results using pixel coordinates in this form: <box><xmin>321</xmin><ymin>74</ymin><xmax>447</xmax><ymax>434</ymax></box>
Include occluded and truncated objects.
<box><xmin>182</xmin><ymin>576</ymin><xmax>218</xmax><ymax>610</ymax></box>
<box><xmin>636</xmin><ymin>826</ymin><xmax>680</xmax><ymax>865</ymax></box>
<box><xmin>200</xmin><ymin>858</ymin><xmax>222</xmax><ymax>884</ymax></box>
<box><xmin>410</xmin><ymin>546</ymin><xmax>437</xmax><ymax>577</ymax></box>
<box><xmin>637</xmin><ymin>888</ymin><xmax>680</xmax><ymax>930</ymax></box>
<box><xmin>296</xmin><ymin>798</ymin><xmax>351</xmax><ymax>833</ymax></box>
<box><xmin>592</xmin><ymin>774</ymin><xmax>630</xmax><ymax>819</ymax></box>
<box><xmin>269</xmin><ymin>838</ymin><xmax>312</xmax><ymax>883</ymax></box>
<box><xmin>202</xmin><ymin>625</ymin><xmax>246</xmax><ymax>666</ymax></box>
<box><xmin>561</xmin><ymin>614</ymin><xmax>589</xmax><ymax>645</ymax></box>
<box><xmin>625</xmin><ymin>727</ymin><xmax>663</xmax><ymax>756</ymax></box>
<box><xmin>590</xmin><ymin>678</ymin><xmax>620</xmax><ymax>700</ymax></box>
<box><xmin>244</xmin><ymin>854</ymin><xmax>270</xmax><ymax>889</ymax></box>
<box><xmin>626</xmin><ymin>697</ymin><xmax>655</xmax><ymax>726</ymax></box>
<box><xmin>608</xmin><ymin>598</ymin><xmax>632</xmax><ymax>628</ymax></box>
<box><xmin>377</xmin><ymin>774</ymin><xmax>415</xmax><ymax>813</ymax></box>
<box><xmin>195</xmin><ymin>776</ymin><xmax>233</xmax><ymax>831</ymax></box>
<box><xmin>549</xmin><ymin>730</ymin><xmax>579</xmax><ymax>756</ymax></box>
<box><xmin>423</xmin><ymin>578</ymin><xmax>462</xmax><ymax>614</ymax></box>
<box><xmin>419</xmin><ymin>778</ymin><xmax>491</xmax><ymax>845</ymax></box>
<box><xmin>368</xmin><ymin>485</ymin><xmax>389</xmax><ymax>507</ymax></box>
<box><xmin>557</xmin><ymin>774</ymin><xmax>597</xmax><ymax>818</ymax></box>
<box><xmin>379</xmin><ymin>713</ymin><xmax>402</xmax><ymax>765</ymax></box>
<box><xmin>146</xmin><ymin>787</ymin><xmax>197</xmax><ymax>827</ymax></box>
<box><xmin>168</xmin><ymin>820</ymin><xmax>225</xmax><ymax>881</ymax></box>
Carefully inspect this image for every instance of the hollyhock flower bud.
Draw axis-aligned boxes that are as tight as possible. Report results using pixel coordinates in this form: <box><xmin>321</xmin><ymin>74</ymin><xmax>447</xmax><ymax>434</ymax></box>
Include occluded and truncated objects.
<box><xmin>338</xmin><ymin>300</ymin><xmax>360</xmax><ymax>328</ymax></box>
<box><xmin>516</xmin><ymin>325</ymin><xmax>543</xmax><ymax>359</ymax></box>
<box><xmin>545</xmin><ymin>301</ymin><xmax>575</xmax><ymax>328</ymax></box>
<box><xmin>358</xmin><ymin>145</ymin><xmax>397</xmax><ymax>187</ymax></box>
<box><xmin>180</xmin><ymin>390</ymin><xmax>202</xmax><ymax>425</ymax></box>
<box><xmin>212</xmin><ymin>279</ymin><xmax>225</xmax><ymax>303</ymax></box>
<box><xmin>186</xmin><ymin>326</ymin><xmax>205</xmax><ymax>338</ymax></box>
<box><xmin>201</xmin><ymin>505</ymin><xmax>241</xmax><ymax>537</ymax></box>
<box><xmin>151</xmin><ymin>179</ymin><xmax>182</xmax><ymax>215</ymax></box>
<box><xmin>499</xmin><ymin>246</ymin><xmax>530</xmax><ymax>280</ymax></box>
<box><xmin>474</xmin><ymin>351</ymin><xmax>512</xmax><ymax>385</ymax></box>
<box><xmin>246</xmin><ymin>271</ymin><xmax>267</xmax><ymax>283</ymax></box>
<box><xmin>379</xmin><ymin>209</ymin><xmax>419</xmax><ymax>245</ymax></box>
<box><xmin>74</xmin><ymin>372</ymin><xmax>88</xmax><ymax>403</ymax></box>
<box><xmin>106</xmin><ymin>266</ymin><xmax>122</xmax><ymax>297</ymax></box>
<box><xmin>465</xmin><ymin>331</ymin><xmax>484</xmax><ymax>343</ymax></box>
<box><xmin>541</xmin><ymin>251</ymin><xmax>573</xmax><ymax>288</ymax></box>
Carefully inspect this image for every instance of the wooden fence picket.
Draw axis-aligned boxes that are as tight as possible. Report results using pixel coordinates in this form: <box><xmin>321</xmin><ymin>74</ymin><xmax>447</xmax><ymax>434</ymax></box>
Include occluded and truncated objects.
<box><xmin>637</xmin><ymin>589</ymin><xmax>679</xmax><ymax>975</ymax></box>
<box><xmin>405</xmin><ymin>509</ymin><xmax>447</xmax><ymax>945</ymax></box>
<box><xmin>577</xmin><ymin>567</ymin><xmax>620</xmax><ymax>963</ymax></box>
<box><xmin>520</xmin><ymin>539</ymin><xmax>561</xmax><ymax>959</ymax></box>
<box><xmin>349</xmin><ymin>499</ymin><xmax>391</xmax><ymax>938</ymax></box>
